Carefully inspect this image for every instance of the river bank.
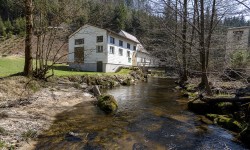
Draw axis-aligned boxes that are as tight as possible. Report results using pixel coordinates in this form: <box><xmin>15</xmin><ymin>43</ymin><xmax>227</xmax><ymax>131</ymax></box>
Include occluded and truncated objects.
<box><xmin>177</xmin><ymin>77</ymin><xmax>250</xmax><ymax>147</ymax></box>
<box><xmin>0</xmin><ymin>69</ymin><xmax>145</xmax><ymax>149</ymax></box>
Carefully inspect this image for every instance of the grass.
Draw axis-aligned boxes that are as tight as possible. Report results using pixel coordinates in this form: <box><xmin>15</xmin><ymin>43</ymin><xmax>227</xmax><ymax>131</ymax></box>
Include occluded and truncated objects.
<box><xmin>0</xmin><ymin>56</ymin><xmax>131</xmax><ymax>77</ymax></box>
<box><xmin>0</xmin><ymin>140</ymin><xmax>5</xmax><ymax>148</ymax></box>
<box><xmin>21</xmin><ymin>129</ymin><xmax>37</xmax><ymax>141</ymax></box>
<box><xmin>0</xmin><ymin>56</ymin><xmax>24</xmax><ymax>77</ymax></box>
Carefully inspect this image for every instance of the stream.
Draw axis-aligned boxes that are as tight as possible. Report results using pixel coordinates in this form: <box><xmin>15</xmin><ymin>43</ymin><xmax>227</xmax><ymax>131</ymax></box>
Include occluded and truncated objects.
<box><xmin>34</xmin><ymin>78</ymin><xmax>248</xmax><ymax>150</ymax></box>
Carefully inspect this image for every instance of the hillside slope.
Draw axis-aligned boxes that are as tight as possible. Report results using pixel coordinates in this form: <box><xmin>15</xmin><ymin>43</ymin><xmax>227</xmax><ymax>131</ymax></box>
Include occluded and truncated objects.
<box><xmin>0</xmin><ymin>36</ymin><xmax>68</xmax><ymax>62</ymax></box>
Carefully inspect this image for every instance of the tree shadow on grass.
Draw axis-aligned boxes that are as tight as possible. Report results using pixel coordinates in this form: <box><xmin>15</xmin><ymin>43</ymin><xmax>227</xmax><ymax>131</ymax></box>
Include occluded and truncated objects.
<box><xmin>0</xmin><ymin>72</ymin><xmax>25</xmax><ymax>79</ymax></box>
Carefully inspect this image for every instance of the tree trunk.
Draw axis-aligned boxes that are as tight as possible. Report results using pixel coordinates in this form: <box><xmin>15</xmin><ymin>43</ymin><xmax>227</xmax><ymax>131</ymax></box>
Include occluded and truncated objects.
<box><xmin>174</xmin><ymin>0</ymin><xmax>182</xmax><ymax>78</ymax></box>
<box><xmin>23</xmin><ymin>0</ymin><xmax>33</xmax><ymax>77</ymax></box>
<box><xmin>201</xmin><ymin>96</ymin><xmax>250</xmax><ymax>103</ymax></box>
<box><xmin>199</xmin><ymin>0</ymin><xmax>212</xmax><ymax>95</ymax></box>
<box><xmin>180</xmin><ymin>0</ymin><xmax>188</xmax><ymax>83</ymax></box>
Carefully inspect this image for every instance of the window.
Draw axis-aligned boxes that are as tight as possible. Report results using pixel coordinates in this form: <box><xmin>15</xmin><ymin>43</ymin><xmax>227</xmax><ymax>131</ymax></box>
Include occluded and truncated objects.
<box><xmin>96</xmin><ymin>45</ymin><xmax>103</xmax><ymax>53</ymax></box>
<box><xmin>233</xmin><ymin>31</ymin><xmax>243</xmax><ymax>41</ymax></box>
<box><xmin>97</xmin><ymin>36</ymin><xmax>103</xmax><ymax>42</ymax></box>
<box><xmin>128</xmin><ymin>58</ymin><xmax>131</xmax><ymax>63</ymax></box>
<box><xmin>127</xmin><ymin>43</ymin><xmax>130</xmax><ymax>49</ymax></box>
<box><xmin>110</xmin><ymin>46</ymin><xmax>115</xmax><ymax>54</ymax></box>
<box><xmin>75</xmin><ymin>39</ymin><xmax>84</xmax><ymax>45</ymax></box>
<box><xmin>110</xmin><ymin>37</ymin><xmax>115</xmax><ymax>44</ymax></box>
<box><xmin>119</xmin><ymin>40</ymin><xmax>123</xmax><ymax>47</ymax></box>
<box><xmin>74</xmin><ymin>47</ymin><xmax>84</xmax><ymax>63</ymax></box>
<box><xmin>133</xmin><ymin>46</ymin><xmax>136</xmax><ymax>50</ymax></box>
<box><xmin>119</xmin><ymin>49</ymin><xmax>123</xmax><ymax>56</ymax></box>
<box><xmin>127</xmin><ymin>51</ymin><xmax>130</xmax><ymax>58</ymax></box>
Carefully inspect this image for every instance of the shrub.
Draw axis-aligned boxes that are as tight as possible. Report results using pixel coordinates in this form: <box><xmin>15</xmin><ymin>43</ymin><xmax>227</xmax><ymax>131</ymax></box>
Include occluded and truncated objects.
<box><xmin>230</xmin><ymin>50</ymin><xmax>250</xmax><ymax>69</ymax></box>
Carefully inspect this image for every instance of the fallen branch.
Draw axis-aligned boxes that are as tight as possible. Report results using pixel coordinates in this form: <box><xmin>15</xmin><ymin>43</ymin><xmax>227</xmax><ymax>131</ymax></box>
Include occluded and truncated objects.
<box><xmin>114</xmin><ymin>75</ymin><xmax>122</xmax><ymax>84</ymax></box>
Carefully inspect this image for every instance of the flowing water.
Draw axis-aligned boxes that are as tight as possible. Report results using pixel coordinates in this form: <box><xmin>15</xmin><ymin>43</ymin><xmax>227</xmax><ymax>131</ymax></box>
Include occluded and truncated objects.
<box><xmin>34</xmin><ymin>78</ymin><xmax>248</xmax><ymax>150</ymax></box>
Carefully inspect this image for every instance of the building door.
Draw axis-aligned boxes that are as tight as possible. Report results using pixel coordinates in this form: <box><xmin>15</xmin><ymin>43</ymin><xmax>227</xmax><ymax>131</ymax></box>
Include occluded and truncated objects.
<box><xmin>97</xmin><ymin>61</ymin><xmax>103</xmax><ymax>72</ymax></box>
<box><xmin>74</xmin><ymin>47</ymin><xmax>84</xmax><ymax>63</ymax></box>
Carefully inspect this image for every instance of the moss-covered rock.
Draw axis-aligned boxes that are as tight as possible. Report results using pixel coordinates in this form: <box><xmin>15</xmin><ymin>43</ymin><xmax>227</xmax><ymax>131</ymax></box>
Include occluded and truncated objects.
<box><xmin>188</xmin><ymin>100</ymin><xmax>211</xmax><ymax>114</ymax></box>
<box><xmin>240</xmin><ymin>125</ymin><xmax>250</xmax><ymax>145</ymax></box>
<box><xmin>181</xmin><ymin>90</ymin><xmax>190</xmax><ymax>98</ymax></box>
<box><xmin>181</xmin><ymin>90</ymin><xmax>198</xmax><ymax>99</ymax></box>
<box><xmin>206</xmin><ymin>114</ymin><xmax>243</xmax><ymax>132</ymax></box>
<box><xmin>199</xmin><ymin>116</ymin><xmax>213</xmax><ymax>125</ymax></box>
<box><xmin>186</xmin><ymin>84</ymin><xmax>197</xmax><ymax>92</ymax></box>
<box><xmin>97</xmin><ymin>94</ymin><xmax>118</xmax><ymax>113</ymax></box>
<box><xmin>206</xmin><ymin>114</ymin><xmax>219</xmax><ymax>120</ymax></box>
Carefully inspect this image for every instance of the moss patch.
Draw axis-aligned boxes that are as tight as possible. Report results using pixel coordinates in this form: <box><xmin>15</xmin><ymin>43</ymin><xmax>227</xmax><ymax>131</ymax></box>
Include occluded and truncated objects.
<box><xmin>206</xmin><ymin>114</ymin><xmax>243</xmax><ymax>132</ymax></box>
<box><xmin>0</xmin><ymin>140</ymin><xmax>5</xmax><ymax>148</ymax></box>
<box><xmin>97</xmin><ymin>94</ymin><xmax>118</xmax><ymax>113</ymax></box>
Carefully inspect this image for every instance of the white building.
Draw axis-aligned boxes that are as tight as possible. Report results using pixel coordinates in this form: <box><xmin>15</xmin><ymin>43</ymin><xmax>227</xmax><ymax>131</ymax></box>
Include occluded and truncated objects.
<box><xmin>68</xmin><ymin>24</ymin><xmax>157</xmax><ymax>72</ymax></box>
<box><xmin>136</xmin><ymin>44</ymin><xmax>160</xmax><ymax>67</ymax></box>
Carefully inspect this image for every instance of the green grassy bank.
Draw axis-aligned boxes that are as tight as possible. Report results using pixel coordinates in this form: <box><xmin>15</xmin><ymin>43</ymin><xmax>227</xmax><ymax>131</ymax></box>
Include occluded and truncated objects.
<box><xmin>0</xmin><ymin>56</ymin><xmax>130</xmax><ymax>77</ymax></box>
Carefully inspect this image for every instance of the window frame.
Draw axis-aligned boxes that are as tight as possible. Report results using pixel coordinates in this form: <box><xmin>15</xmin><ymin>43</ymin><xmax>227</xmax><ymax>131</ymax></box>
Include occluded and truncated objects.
<box><xmin>119</xmin><ymin>40</ymin><xmax>123</xmax><ymax>47</ymax></box>
<box><xmin>128</xmin><ymin>58</ymin><xmax>132</xmax><ymax>63</ymax></box>
<box><xmin>119</xmin><ymin>49</ymin><xmax>123</xmax><ymax>56</ymax></box>
<box><xmin>233</xmin><ymin>31</ymin><xmax>244</xmax><ymax>41</ymax></box>
<box><xmin>110</xmin><ymin>37</ymin><xmax>115</xmax><ymax>44</ymax></box>
<box><xmin>127</xmin><ymin>51</ymin><xmax>130</xmax><ymax>58</ymax></box>
<box><xmin>127</xmin><ymin>43</ymin><xmax>131</xmax><ymax>49</ymax></box>
<box><xmin>97</xmin><ymin>36</ymin><xmax>103</xmax><ymax>43</ymax></box>
<box><xmin>109</xmin><ymin>46</ymin><xmax>115</xmax><ymax>54</ymax></box>
<box><xmin>75</xmin><ymin>39</ymin><xmax>84</xmax><ymax>45</ymax></box>
<box><xmin>133</xmin><ymin>46</ymin><xmax>136</xmax><ymax>50</ymax></box>
<box><xmin>96</xmin><ymin>45</ymin><xmax>103</xmax><ymax>53</ymax></box>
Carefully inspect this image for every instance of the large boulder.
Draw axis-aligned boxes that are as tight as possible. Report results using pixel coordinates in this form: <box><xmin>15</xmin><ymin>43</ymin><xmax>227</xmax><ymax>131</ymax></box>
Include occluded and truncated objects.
<box><xmin>97</xmin><ymin>94</ymin><xmax>118</xmax><ymax>113</ymax></box>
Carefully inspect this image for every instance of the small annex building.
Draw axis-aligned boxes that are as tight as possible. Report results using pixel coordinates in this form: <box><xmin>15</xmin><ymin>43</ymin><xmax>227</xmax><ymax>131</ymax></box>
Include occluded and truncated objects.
<box><xmin>68</xmin><ymin>24</ymin><xmax>157</xmax><ymax>72</ymax></box>
<box><xmin>226</xmin><ymin>26</ymin><xmax>250</xmax><ymax>54</ymax></box>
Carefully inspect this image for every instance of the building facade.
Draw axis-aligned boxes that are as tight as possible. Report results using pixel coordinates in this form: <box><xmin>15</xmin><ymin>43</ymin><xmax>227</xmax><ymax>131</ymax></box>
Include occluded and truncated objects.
<box><xmin>68</xmin><ymin>24</ymin><xmax>149</xmax><ymax>72</ymax></box>
<box><xmin>226</xmin><ymin>26</ymin><xmax>250</xmax><ymax>53</ymax></box>
<box><xmin>225</xmin><ymin>26</ymin><xmax>250</xmax><ymax>67</ymax></box>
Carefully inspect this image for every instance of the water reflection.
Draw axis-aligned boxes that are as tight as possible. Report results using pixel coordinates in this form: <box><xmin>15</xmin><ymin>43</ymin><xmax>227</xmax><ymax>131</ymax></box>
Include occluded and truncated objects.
<box><xmin>34</xmin><ymin>78</ymin><xmax>248</xmax><ymax>150</ymax></box>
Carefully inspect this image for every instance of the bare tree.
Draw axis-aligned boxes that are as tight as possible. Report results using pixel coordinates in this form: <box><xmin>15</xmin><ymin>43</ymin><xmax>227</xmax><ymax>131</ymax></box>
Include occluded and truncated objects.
<box><xmin>198</xmin><ymin>0</ymin><xmax>213</xmax><ymax>95</ymax></box>
<box><xmin>23</xmin><ymin>0</ymin><xmax>33</xmax><ymax>77</ymax></box>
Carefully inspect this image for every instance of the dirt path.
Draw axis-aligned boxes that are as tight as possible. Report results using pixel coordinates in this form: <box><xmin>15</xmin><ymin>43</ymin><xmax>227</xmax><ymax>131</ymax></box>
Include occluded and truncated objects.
<box><xmin>0</xmin><ymin>81</ymin><xmax>94</xmax><ymax>149</ymax></box>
